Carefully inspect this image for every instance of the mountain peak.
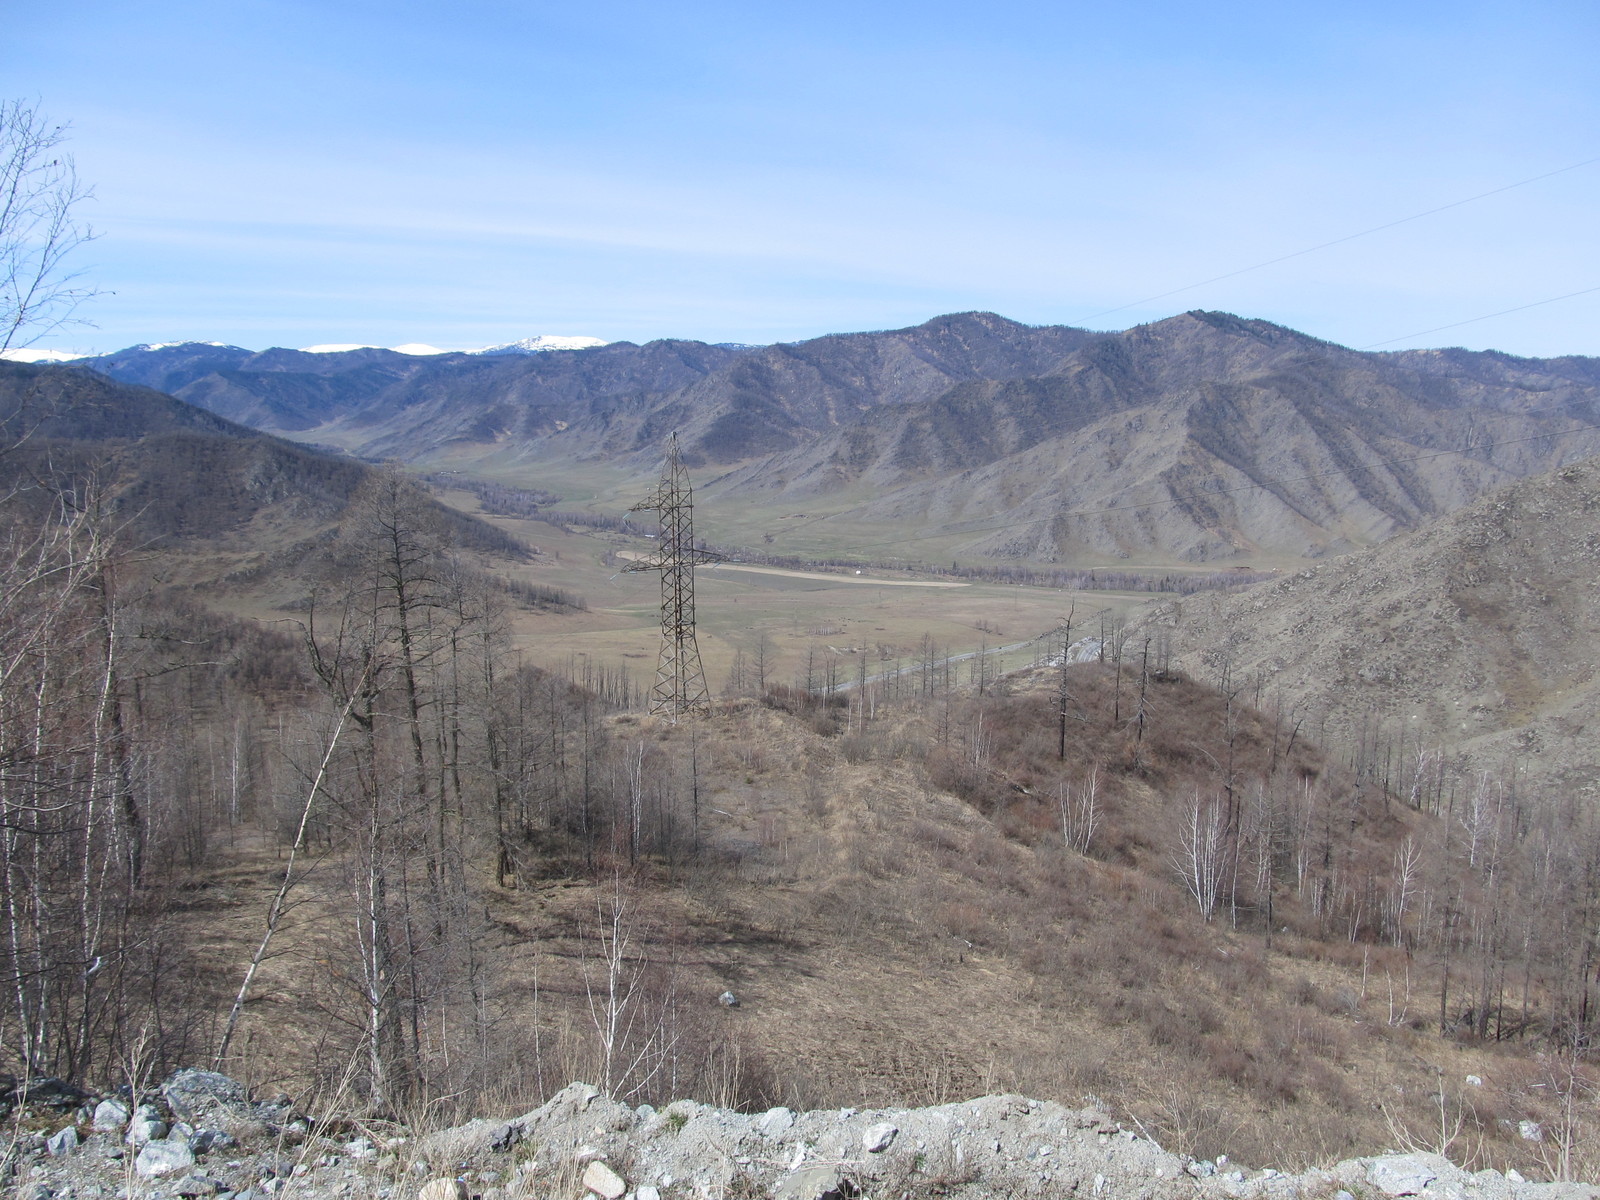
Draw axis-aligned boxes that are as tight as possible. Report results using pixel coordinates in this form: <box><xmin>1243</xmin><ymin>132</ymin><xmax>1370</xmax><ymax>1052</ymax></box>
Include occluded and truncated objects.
<box><xmin>471</xmin><ymin>335</ymin><xmax>609</xmax><ymax>356</ymax></box>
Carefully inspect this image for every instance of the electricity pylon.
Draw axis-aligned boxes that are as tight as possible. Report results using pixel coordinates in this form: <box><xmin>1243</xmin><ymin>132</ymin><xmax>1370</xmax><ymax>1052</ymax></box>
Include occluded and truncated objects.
<box><xmin>625</xmin><ymin>433</ymin><xmax>723</xmax><ymax>715</ymax></box>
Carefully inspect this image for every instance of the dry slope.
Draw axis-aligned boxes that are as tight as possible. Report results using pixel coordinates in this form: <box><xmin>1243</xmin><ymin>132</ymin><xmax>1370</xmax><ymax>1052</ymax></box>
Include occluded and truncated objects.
<box><xmin>1140</xmin><ymin>454</ymin><xmax>1600</xmax><ymax>798</ymax></box>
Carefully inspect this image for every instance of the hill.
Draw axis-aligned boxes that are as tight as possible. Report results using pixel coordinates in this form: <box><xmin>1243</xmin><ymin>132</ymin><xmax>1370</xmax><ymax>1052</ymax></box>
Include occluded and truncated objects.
<box><xmin>0</xmin><ymin>360</ymin><xmax>526</xmax><ymax>565</ymax></box>
<box><xmin>74</xmin><ymin>311</ymin><xmax>1600</xmax><ymax>563</ymax></box>
<box><xmin>1140</xmin><ymin>452</ymin><xmax>1600</xmax><ymax>800</ymax></box>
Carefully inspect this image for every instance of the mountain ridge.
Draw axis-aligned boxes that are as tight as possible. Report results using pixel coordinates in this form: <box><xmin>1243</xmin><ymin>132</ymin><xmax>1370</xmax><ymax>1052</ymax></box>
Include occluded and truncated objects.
<box><xmin>63</xmin><ymin>310</ymin><xmax>1600</xmax><ymax>562</ymax></box>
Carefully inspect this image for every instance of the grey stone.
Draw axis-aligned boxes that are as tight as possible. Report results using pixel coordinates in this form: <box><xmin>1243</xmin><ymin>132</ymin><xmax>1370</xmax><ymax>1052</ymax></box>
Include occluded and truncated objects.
<box><xmin>580</xmin><ymin>1161</ymin><xmax>625</xmax><ymax>1200</ymax></box>
<box><xmin>173</xmin><ymin>1177</ymin><xmax>222</xmax><ymax>1197</ymax></box>
<box><xmin>862</xmin><ymin>1122</ymin><xmax>897</xmax><ymax>1153</ymax></box>
<box><xmin>774</xmin><ymin>1165</ymin><xmax>850</xmax><ymax>1200</ymax></box>
<box><xmin>1186</xmin><ymin>1160</ymin><xmax>1216</xmax><ymax>1178</ymax></box>
<box><xmin>416</xmin><ymin>1179</ymin><xmax>465</xmax><ymax>1200</ymax></box>
<box><xmin>135</xmin><ymin>1140</ymin><xmax>196</xmax><ymax>1179</ymax></box>
<box><xmin>757</xmin><ymin>1107</ymin><xmax>795</xmax><ymax>1138</ymax></box>
<box><xmin>162</xmin><ymin>1072</ymin><xmax>247</xmax><ymax>1124</ymax></box>
<box><xmin>718</xmin><ymin>991</ymin><xmax>739</xmax><ymax>1007</ymax></box>
<box><xmin>190</xmin><ymin>1129</ymin><xmax>235</xmax><ymax>1156</ymax></box>
<box><xmin>1366</xmin><ymin>1154</ymin><xmax>1453</xmax><ymax>1197</ymax></box>
<box><xmin>127</xmin><ymin>1107</ymin><xmax>167</xmax><ymax>1146</ymax></box>
<box><xmin>46</xmin><ymin>1127</ymin><xmax>79</xmax><ymax>1157</ymax></box>
<box><xmin>92</xmin><ymin>1100</ymin><xmax>129</xmax><ymax>1132</ymax></box>
<box><xmin>635</xmin><ymin>1188</ymin><xmax>661</xmax><ymax>1200</ymax></box>
<box><xmin>1518</xmin><ymin>1120</ymin><xmax>1543</xmax><ymax>1142</ymax></box>
<box><xmin>23</xmin><ymin>1079</ymin><xmax>91</xmax><ymax>1110</ymax></box>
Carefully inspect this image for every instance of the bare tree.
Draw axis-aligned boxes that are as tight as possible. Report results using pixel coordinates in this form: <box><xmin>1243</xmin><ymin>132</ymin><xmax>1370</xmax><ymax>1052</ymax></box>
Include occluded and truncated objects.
<box><xmin>1</xmin><ymin>99</ymin><xmax>101</xmax><ymax>351</ymax></box>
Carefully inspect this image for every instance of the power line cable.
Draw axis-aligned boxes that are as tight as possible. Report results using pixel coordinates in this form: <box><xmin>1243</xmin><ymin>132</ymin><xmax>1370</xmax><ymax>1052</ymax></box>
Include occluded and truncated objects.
<box><xmin>1076</xmin><ymin>155</ymin><xmax>1600</xmax><ymax>325</ymax></box>
<box><xmin>1358</xmin><ymin>285</ymin><xmax>1600</xmax><ymax>349</ymax></box>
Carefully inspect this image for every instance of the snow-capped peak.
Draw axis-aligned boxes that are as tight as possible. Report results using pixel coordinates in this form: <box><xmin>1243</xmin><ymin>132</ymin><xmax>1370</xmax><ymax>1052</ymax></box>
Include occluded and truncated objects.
<box><xmin>471</xmin><ymin>335</ymin><xmax>608</xmax><ymax>355</ymax></box>
<box><xmin>0</xmin><ymin>347</ymin><xmax>86</xmax><ymax>363</ymax></box>
<box><xmin>299</xmin><ymin>343</ymin><xmax>379</xmax><ymax>354</ymax></box>
<box><xmin>390</xmin><ymin>343</ymin><xmax>449</xmax><ymax>356</ymax></box>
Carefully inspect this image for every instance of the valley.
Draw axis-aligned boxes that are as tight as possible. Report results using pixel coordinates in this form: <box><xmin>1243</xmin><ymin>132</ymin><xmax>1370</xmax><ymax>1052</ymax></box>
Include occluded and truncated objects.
<box><xmin>2</xmin><ymin>314</ymin><xmax>1599</xmax><ymax>1188</ymax></box>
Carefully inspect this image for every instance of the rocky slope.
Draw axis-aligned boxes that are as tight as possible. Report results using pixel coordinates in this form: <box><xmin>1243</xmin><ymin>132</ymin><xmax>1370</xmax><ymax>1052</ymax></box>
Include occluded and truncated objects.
<box><xmin>1138</xmin><ymin>453</ymin><xmax>1600</xmax><ymax>796</ymax></box>
<box><xmin>10</xmin><ymin>1071</ymin><xmax>1596</xmax><ymax>1200</ymax></box>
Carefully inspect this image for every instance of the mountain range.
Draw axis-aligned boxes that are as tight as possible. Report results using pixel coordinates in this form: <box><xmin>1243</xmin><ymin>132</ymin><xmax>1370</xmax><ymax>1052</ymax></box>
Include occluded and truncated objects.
<box><xmin>45</xmin><ymin>310</ymin><xmax>1600</xmax><ymax>562</ymax></box>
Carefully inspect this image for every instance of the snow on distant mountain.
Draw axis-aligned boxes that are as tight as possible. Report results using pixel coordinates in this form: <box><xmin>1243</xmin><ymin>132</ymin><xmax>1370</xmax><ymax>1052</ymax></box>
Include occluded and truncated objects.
<box><xmin>0</xmin><ymin>347</ymin><xmax>86</xmax><ymax>363</ymax></box>
<box><xmin>294</xmin><ymin>336</ymin><xmax>607</xmax><ymax>356</ymax></box>
<box><xmin>470</xmin><ymin>335</ymin><xmax>608</xmax><ymax>355</ymax></box>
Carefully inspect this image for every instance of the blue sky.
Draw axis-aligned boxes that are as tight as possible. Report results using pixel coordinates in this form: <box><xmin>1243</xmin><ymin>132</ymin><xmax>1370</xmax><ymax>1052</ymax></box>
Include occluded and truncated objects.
<box><xmin>8</xmin><ymin>0</ymin><xmax>1600</xmax><ymax>355</ymax></box>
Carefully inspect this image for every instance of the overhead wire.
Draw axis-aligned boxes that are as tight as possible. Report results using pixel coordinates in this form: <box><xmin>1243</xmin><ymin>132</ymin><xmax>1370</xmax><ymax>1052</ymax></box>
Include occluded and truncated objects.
<box><xmin>1358</xmin><ymin>284</ymin><xmax>1600</xmax><ymax>349</ymax></box>
<box><xmin>1075</xmin><ymin>155</ymin><xmax>1600</xmax><ymax>325</ymax></box>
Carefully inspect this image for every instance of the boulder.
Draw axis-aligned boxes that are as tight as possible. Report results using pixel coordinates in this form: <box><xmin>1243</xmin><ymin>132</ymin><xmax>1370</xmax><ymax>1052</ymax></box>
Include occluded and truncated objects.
<box><xmin>580</xmin><ymin>1161</ymin><xmax>626</xmax><ymax>1200</ymax></box>
<box><xmin>862</xmin><ymin>1122</ymin><xmax>898</xmax><ymax>1153</ymax></box>
<box><xmin>416</xmin><ymin>1179</ymin><xmax>466</xmax><ymax>1200</ymax></box>
<box><xmin>135</xmin><ymin>1139</ymin><xmax>196</xmax><ymax>1179</ymax></box>
<box><xmin>126</xmin><ymin>1106</ymin><xmax>167</xmax><ymax>1146</ymax></box>
<box><xmin>162</xmin><ymin>1070</ymin><xmax>247</xmax><ymax>1124</ymax></box>
<box><xmin>775</xmin><ymin>1165</ymin><xmax>850</xmax><ymax>1200</ymax></box>
<box><xmin>757</xmin><ymin>1106</ymin><xmax>795</xmax><ymax>1138</ymax></box>
<box><xmin>92</xmin><ymin>1100</ymin><xmax>129</xmax><ymax>1132</ymax></box>
<box><xmin>45</xmin><ymin>1127</ymin><xmax>78</xmax><ymax>1157</ymax></box>
<box><xmin>1365</xmin><ymin>1154</ymin><xmax>1456</xmax><ymax>1197</ymax></box>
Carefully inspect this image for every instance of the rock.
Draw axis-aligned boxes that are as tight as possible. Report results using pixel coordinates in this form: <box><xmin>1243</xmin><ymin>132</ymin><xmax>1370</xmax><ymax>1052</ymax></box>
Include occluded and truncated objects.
<box><xmin>862</xmin><ymin>1122</ymin><xmax>898</xmax><ymax>1153</ymax></box>
<box><xmin>757</xmin><ymin>1107</ymin><xmax>795</xmax><ymax>1137</ymax></box>
<box><xmin>92</xmin><ymin>1100</ymin><xmax>129</xmax><ymax>1132</ymax></box>
<box><xmin>1186</xmin><ymin>1159</ymin><xmax>1216</xmax><ymax>1178</ymax></box>
<box><xmin>1507</xmin><ymin>1169</ymin><xmax>1526</xmax><ymax>1184</ymax></box>
<box><xmin>173</xmin><ymin>1177</ymin><xmax>222</xmax><ymax>1197</ymax></box>
<box><xmin>1465</xmin><ymin>1075</ymin><xmax>1482</xmax><ymax>1087</ymax></box>
<box><xmin>22</xmin><ymin>1079</ymin><xmax>92</xmax><ymax>1109</ymax></box>
<box><xmin>162</xmin><ymin>1071</ymin><xmax>247</xmax><ymax>1124</ymax></box>
<box><xmin>135</xmin><ymin>1140</ymin><xmax>196</xmax><ymax>1179</ymax></box>
<box><xmin>636</xmin><ymin>1188</ymin><xmax>662</xmax><ymax>1200</ymax></box>
<box><xmin>416</xmin><ymin>1179</ymin><xmax>466</xmax><ymax>1200</ymax></box>
<box><xmin>127</xmin><ymin>1107</ymin><xmax>168</xmax><ymax>1146</ymax></box>
<box><xmin>1518</xmin><ymin>1119</ymin><xmax>1543</xmax><ymax>1142</ymax></box>
<box><xmin>190</xmin><ymin>1129</ymin><xmax>235</xmax><ymax>1156</ymax></box>
<box><xmin>46</xmin><ymin>1127</ymin><xmax>79</xmax><ymax>1157</ymax></box>
<box><xmin>1366</xmin><ymin>1154</ymin><xmax>1453</xmax><ymax>1197</ymax></box>
<box><xmin>418</xmin><ymin>1117</ymin><xmax>522</xmax><ymax>1160</ymax></box>
<box><xmin>580</xmin><ymin>1161</ymin><xmax>625</xmax><ymax>1200</ymax></box>
<box><xmin>774</xmin><ymin>1165</ymin><xmax>849</xmax><ymax>1200</ymax></box>
<box><xmin>344</xmin><ymin>1137</ymin><xmax>375</xmax><ymax>1160</ymax></box>
<box><xmin>718</xmin><ymin>991</ymin><xmax>739</xmax><ymax>1007</ymax></box>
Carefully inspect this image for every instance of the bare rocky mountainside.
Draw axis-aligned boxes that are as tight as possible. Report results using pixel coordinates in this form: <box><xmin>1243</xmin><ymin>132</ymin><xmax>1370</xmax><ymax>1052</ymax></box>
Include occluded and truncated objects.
<box><xmin>1141</xmin><ymin>453</ymin><xmax>1600</xmax><ymax>798</ymax></box>
<box><xmin>73</xmin><ymin>311</ymin><xmax>1600</xmax><ymax>562</ymax></box>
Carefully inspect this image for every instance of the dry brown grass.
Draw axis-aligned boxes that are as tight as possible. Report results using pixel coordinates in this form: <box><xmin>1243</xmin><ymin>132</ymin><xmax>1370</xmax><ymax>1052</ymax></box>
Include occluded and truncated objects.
<box><xmin>160</xmin><ymin>670</ymin><xmax>1600</xmax><ymax>1181</ymax></box>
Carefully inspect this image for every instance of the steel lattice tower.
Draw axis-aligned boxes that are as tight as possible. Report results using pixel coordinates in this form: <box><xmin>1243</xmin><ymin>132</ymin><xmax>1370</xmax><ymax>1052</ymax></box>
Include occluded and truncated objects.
<box><xmin>625</xmin><ymin>433</ymin><xmax>723</xmax><ymax>715</ymax></box>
